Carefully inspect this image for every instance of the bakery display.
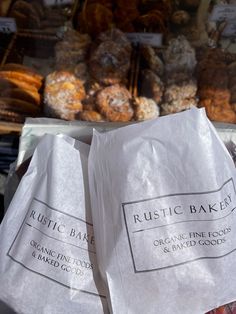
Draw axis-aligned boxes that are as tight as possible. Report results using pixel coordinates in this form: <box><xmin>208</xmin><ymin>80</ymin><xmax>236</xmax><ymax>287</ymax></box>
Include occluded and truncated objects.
<box><xmin>0</xmin><ymin>0</ymin><xmax>235</xmax><ymax>126</ymax></box>
<box><xmin>1</xmin><ymin>3</ymin><xmax>236</xmax><ymax>314</ymax></box>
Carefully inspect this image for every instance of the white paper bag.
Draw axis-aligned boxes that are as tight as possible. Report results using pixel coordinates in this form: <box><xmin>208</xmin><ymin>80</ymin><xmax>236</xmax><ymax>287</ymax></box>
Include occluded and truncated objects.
<box><xmin>0</xmin><ymin>134</ymin><xmax>108</xmax><ymax>314</ymax></box>
<box><xmin>89</xmin><ymin>108</ymin><xmax>236</xmax><ymax>314</ymax></box>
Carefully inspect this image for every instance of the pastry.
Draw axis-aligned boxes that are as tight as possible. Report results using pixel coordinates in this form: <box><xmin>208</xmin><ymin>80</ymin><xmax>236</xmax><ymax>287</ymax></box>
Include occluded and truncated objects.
<box><xmin>86</xmin><ymin>0</ymin><xmax>113</xmax><ymax>10</ymax></box>
<box><xmin>55</xmin><ymin>28</ymin><xmax>92</xmax><ymax>69</ymax></box>
<box><xmin>140</xmin><ymin>0</ymin><xmax>173</xmax><ymax>17</ymax></box>
<box><xmin>134</xmin><ymin>10</ymin><xmax>168</xmax><ymax>33</ymax></box>
<box><xmin>199</xmin><ymin>99</ymin><xmax>236</xmax><ymax>123</ymax></box>
<box><xmin>31</xmin><ymin>1</ymin><xmax>45</xmax><ymax>19</ymax></box>
<box><xmin>161</xmin><ymin>98</ymin><xmax>197</xmax><ymax>115</ymax></box>
<box><xmin>0</xmin><ymin>98</ymin><xmax>41</xmax><ymax>115</ymax></box>
<box><xmin>133</xmin><ymin>97</ymin><xmax>160</xmax><ymax>121</ymax></box>
<box><xmin>97</xmin><ymin>28</ymin><xmax>132</xmax><ymax>53</ymax></box>
<box><xmin>74</xmin><ymin>63</ymin><xmax>90</xmax><ymax>84</ymax></box>
<box><xmin>78</xmin><ymin>3</ymin><xmax>113</xmax><ymax>37</ymax></box>
<box><xmin>198</xmin><ymin>88</ymin><xmax>231</xmax><ymax>104</ymax></box>
<box><xmin>10</xmin><ymin>0</ymin><xmax>41</xmax><ymax>29</ymax></box>
<box><xmin>82</xmin><ymin>100</ymin><xmax>96</xmax><ymax>111</ymax></box>
<box><xmin>196</xmin><ymin>48</ymin><xmax>234</xmax><ymax>123</ymax></box>
<box><xmin>171</xmin><ymin>10</ymin><xmax>190</xmax><ymax>25</ymax></box>
<box><xmin>44</xmin><ymin>71</ymin><xmax>85</xmax><ymax>120</ymax></box>
<box><xmin>96</xmin><ymin>84</ymin><xmax>133</xmax><ymax>122</ymax></box>
<box><xmin>114</xmin><ymin>7</ymin><xmax>140</xmax><ymax>32</ymax></box>
<box><xmin>89</xmin><ymin>41</ymin><xmax>131</xmax><ymax>85</ymax></box>
<box><xmin>0</xmin><ymin>77</ymin><xmax>38</xmax><ymax>93</ymax></box>
<box><xmin>55</xmin><ymin>41</ymin><xmax>90</xmax><ymax>66</ymax></box>
<box><xmin>0</xmin><ymin>71</ymin><xmax>42</xmax><ymax>90</ymax></box>
<box><xmin>141</xmin><ymin>45</ymin><xmax>164</xmax><ymax>76</ymax></box>
<box><xmin>0</xmin><ymin>63</ymin><xmax>43</xmax><ymax>82</ymax></box>
<box><xmin>45</xmin><ymin>71</ymin><xmax>82</xmax><ymax>86</ymax></box>
<box><xmin>0</xmin><ymin>88</ymin><xmax>41</xmax><ymax>106</ymax></box>
<box><xmin>164</xmin><ymin>36</ymin><xmax>197</xmax><ymax>74</ymax></box>
<box><xmin>78</xmin><ymin>110</ymin><xmax>104</xmax><ymax>122</ymax></box>
<box><xmin>141</xmin><ymin>69</ymin><xmax>164</xmax><ymax>104</ymax></box>
<box><xmin>164</xmin><ymin>78</ymin><xmax>197</xmax><ymax>102</ymax></box>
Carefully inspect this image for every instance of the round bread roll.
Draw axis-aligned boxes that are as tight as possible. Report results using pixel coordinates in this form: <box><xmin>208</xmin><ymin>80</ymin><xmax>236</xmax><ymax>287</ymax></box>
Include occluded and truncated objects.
<box><xmin>133</xmin><ymin>97</ymin><xmax>160</xmax><ymax>121</ymax></box>
<box><xmin>44</xmin><ymin>71</ymin><xmax>85</xmax><ymax>120</ymax></box>
<box><xmin>96</xmin><ymin>84</ymin><xmax>133</xmax><ymax>122</ymax></box>
<box><xmin>161</xmin><ymin>98</ymin><xmax>197</xmax><ymax>115</ymax></box>
<box><xmin>164</xmin><ymin>78</ymin><xmax>197</xmax><ymax>102</ymax></box>
<box><xmin>89</xmin><ymin>41</ymin><xmax>131</xmax><ymax>85</ymax></box>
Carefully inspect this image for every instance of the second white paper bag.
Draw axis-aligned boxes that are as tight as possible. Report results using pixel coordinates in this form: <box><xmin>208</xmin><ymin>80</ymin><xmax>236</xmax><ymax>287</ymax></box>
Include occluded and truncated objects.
<box><xmin>89</xmin><ymin>108</ymin><xmax>236</xmax><ymax>314</ymax></box>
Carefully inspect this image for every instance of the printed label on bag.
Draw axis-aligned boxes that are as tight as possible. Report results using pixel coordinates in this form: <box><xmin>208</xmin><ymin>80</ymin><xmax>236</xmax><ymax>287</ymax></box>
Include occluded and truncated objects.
<box><xmin>7</xmin><ymin>198</ymin><xmax>105</xmax><ymax>298</ymax></box>
<box><xmin>123</xmin><ymin>178</ymin><xmax>236</xmax><ymax>273</ymax></box>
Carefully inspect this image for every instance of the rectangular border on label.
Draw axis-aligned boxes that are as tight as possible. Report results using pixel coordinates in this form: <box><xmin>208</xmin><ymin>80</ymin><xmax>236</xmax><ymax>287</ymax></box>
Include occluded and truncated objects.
<box><xmin>122</xmin><ymin>178</ymin><xmax>236</xmax><ymax>273</ymax></box>
<box><xmin>7</xmin><ymin>198</ymin><xmax>106</xmax><ymax>298</ymax></box>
